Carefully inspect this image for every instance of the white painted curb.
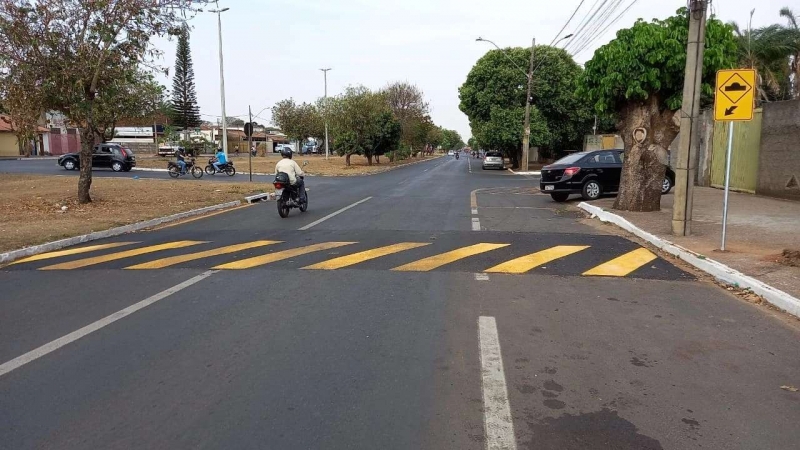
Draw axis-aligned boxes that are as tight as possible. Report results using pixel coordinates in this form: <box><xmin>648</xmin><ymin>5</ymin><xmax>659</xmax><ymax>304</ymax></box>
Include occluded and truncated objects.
<box><xmin>508</xmin><ymin>169</ymin><xmax>541</xmax><ymax>176</ymax></box>
<box><xmin>578</xmin><ymin>202</ymin><xmax>800</xmax><ymax>318</ymax></box>
<box><xmin>0</xmin><ymin>200</ymin><xmax>241</xmax><ymax>265</ymax></box>
<box><xmin>245</xmin><ymin>192</ymin><xmax>274</xmax><ymax>203</ymax></box>
<box><xmin>132</xmin><ymin>167</ymin><xmax>272</xmax><ymax>176</ymax></box>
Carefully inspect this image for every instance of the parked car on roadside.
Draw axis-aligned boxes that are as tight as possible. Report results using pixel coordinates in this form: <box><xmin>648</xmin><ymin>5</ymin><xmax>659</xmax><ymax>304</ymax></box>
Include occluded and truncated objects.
<box><xmin>158</xmin><ymin>144</ymin><xmax>184</xmax><ymax>157</ymax></box>
<box><xmin>482</xmin><ymin>151</ymin><xmax>505</xmax><ymax>170</ymax></box>
<box><xmin>57</xmin><ymin>143</ymin><xmax>136</xmax><ymax>172</ymax></box>
<box><xmin>540</xmin><ymin>149</ymin><xmax>674</xmax><ymax>202</ymax></box>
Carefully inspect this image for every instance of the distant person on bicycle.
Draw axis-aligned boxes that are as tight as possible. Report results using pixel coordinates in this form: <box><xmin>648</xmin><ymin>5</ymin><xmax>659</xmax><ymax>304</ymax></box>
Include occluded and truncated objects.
<box><xmin>274</xmin><ymin>147</ymin><xmax>306</xmax><ymax>201</ymax></box>
<box><xmin>212</xmin><ymin>148</ymin><xmax>227</xmax><ymax>172</ymax></box>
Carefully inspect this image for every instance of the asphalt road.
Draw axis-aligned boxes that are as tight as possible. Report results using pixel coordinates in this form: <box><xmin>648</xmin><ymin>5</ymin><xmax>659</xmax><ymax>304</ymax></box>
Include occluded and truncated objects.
<box><xmin>1</xmin><ymin>156</ymin><xmax>799</xmax><ymax>449</ymax></box>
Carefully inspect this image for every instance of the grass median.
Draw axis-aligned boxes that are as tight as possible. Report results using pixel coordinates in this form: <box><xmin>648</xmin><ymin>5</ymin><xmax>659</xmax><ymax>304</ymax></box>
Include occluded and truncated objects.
<box><xmin>0</xmin><ymin>174</ymin><xmax>267</xmax><ymax>252</ymax></box>
<box><xmin>134</xmin><ymin>153</ymin><xmax>442</xmax><ymax>176</ymax></box>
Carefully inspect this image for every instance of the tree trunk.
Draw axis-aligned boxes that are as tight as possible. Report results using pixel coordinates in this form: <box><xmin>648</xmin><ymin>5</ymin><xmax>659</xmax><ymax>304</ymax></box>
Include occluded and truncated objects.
<box><xmin>345</xmin><ymin>153</ymin><xmax>352</xmax><ymax>166</ymax></box>
<box><xmin>375</xmin><ymin>155</ymin><xmax>381</xmax><ymax>164</ymax></box>
<box><xmin>78</xmin><ymin>126</ymin><xmax>95</xmax><ymax>204</ymax></box>
<box><xmin>366</xmin><ymin>155</ymin><xmax>373</xmax><ymax>166</ymax></box>
<box><xmin>508</xmin><ymin>151</ymin><xmax>519</xmax><ymax>170</ymax></box>
<box><xmin>613</xmin><ymin>95</ymin><xmax>680</xmax><ymax>212</ymax></box>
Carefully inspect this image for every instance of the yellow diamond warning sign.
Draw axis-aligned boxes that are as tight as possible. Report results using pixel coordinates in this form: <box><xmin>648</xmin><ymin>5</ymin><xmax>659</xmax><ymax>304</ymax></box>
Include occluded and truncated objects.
<box><xmin>714</xmin><ymin>69</ymin><xmax>756</xmax><ymax>121</ymax></box>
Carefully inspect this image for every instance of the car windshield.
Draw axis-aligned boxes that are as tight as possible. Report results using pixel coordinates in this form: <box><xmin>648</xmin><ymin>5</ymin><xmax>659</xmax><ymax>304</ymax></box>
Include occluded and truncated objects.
<box><xmin>553</xmin><ymin>152</ymin><xmax>587</xmax><ymax>165</ymax></box>
<box><xmin>486</xmin><ymin>152</ymin><xmax>502</xmax><ymax>157</ymax></box>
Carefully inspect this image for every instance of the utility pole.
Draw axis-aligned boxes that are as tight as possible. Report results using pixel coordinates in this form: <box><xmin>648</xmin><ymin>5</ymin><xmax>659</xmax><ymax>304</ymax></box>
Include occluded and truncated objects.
<box><xmin>672</xmin><ymin>0</ymin><xmax>708</xmax><ymax>236</ymax></box>
<box><xmin>248</xmin><ymin>105</ymin><xmax>253</xmax><ymax>182</ymax></box>
<box><xmin>320</xmin><ymin>68</ymin><xmax>332</xmax><ymax>160</ymax></box>
<box><xmin>210</xmin><ymin>3</ymin><xmax>230</xmax><ymax>157</ymax></box>
<box><xmin>521</xmin><ymin>37</ymin><xmax>536</xmax><ymax>171</ymax></box>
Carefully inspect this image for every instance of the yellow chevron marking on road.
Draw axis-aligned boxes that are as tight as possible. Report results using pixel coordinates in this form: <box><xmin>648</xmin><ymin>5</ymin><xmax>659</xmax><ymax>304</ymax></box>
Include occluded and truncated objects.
<box><xmin>39</xmin><ymin>241</ymin><xmax>206</xmax><ymax>270</ymax></box>
<box><xmin>8</xmin><ymin>242</ymin><xmax>138</xmax><ymax>266</ymax></box>
<box><xmin>125</xmin><ymin>240</ymin><xmax>282</xmax><ymax>269</ymax></box>
<box><xmin>392</xmin><ymin>243</ymin><xmax>510</xmax><ymax>272</ymax></box>
<box><xmin>583</xmin><ymin>248</ymin><xmax>657</xmax><ymax>277</ymax></box>
<box><xmin>302</xmin><ymin>242</ymin><xmax>430</xmax><ymax>270</ymax></box>
<box><xmin>213</xmin><ymin>242</ymin><xmax>356</xmax><ymax>269</ymax></box>
<box><xmin>485</xmin><ymin>245</ymin><xmax>590</xmax><ymax>274</ymax></box>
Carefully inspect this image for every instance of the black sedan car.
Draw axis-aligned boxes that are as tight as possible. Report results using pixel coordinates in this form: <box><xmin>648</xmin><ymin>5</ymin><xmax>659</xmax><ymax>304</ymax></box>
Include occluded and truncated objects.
<box><xmin>58</xmin><ymin>143</ymin><xmax>136</xmax><ymax>172</ymax></box>
<box><xmin>540</xmin><ymin>150</ymin><xmax>675</xmax><ymax>202</ymax></box>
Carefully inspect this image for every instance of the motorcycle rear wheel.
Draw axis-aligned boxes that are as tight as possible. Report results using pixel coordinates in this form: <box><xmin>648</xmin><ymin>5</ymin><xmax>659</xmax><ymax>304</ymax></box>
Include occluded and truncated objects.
<box><xmin>299</xmin><ymin>192</ymin><xmax>308</xmax><ymax>212</ymax></box>
<box><xmin>225</xmin><ymin>166</ymin><xmax>236</xmax><ymax>176</ymax></box>
<box><xmin>168</xmin><ymin>166</ymin><xmax>180</xmax><ymax>178</ymax></box>
<box><xmin>277</xmin><ymin>199</ymin><xmax>290</xmax><ymax>218</ymax></box>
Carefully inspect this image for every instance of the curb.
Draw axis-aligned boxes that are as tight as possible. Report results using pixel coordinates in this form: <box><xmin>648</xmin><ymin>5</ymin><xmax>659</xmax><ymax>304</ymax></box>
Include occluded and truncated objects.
<box><xmin>578</xmin><ymin>202</ymin><xmax>800</xmax><ymax>318</ymax></box>
<box><xmin>245</xmin><ymin>192</ymin><xmax>274</xmax><ymax>203</ymax></box>
<box><xmin>0</xmin><ymin>200</ymin><xmax>242</xmax><ymax>265</ymax></box>
<box><xmin>132</xmin><ymin>167</ymin><xmax>273</xmax><ymax>176</ymax></box>
<box><xmin>508</xmin><ymin>169</ymin><xmax>541</xmax><ymax>176</ymax></box>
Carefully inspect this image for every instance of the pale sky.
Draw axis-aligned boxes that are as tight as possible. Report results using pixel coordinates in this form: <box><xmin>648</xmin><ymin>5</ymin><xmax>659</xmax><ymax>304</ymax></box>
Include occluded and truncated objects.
<box><xmin>152</xmin><ymin>0</ymin><xmax>795</xmax><ymax>139</ymax></box>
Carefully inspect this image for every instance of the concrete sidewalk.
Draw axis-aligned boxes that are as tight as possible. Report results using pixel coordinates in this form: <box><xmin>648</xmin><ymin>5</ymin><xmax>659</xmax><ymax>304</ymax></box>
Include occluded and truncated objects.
<box><xmin>591</xmin><ymin>187</ymin><xmax>800</xmax><ymax>300</ymax></box>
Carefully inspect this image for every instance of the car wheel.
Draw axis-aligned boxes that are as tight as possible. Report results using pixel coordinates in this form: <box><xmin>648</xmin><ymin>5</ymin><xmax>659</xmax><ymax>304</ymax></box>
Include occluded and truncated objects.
<box><xmin>581</xmin><ymin>180</ymin><xmax>602</xmax><ymax>201</ymax></box>
<box><xmin>63</xmin><ymin>159</ymin><xmax>76</xmax><ymax>171</ymax></box>
<box><xmin>111</xmin><ymin>161</ymin><xmax>123</xmax><ymax>172</ymax></box>
<box><xmin>550</xmin><ymin>193</ymin><xmax>569</xmax><ymax>202</ymax></box>
<box><xmin>661</xmin><ymin>176</ymin><xmax>673</xmax><ymax>194</ymax></box>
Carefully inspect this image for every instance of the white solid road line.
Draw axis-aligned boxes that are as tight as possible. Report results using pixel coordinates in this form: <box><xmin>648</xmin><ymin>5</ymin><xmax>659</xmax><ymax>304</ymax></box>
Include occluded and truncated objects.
<box><xmin>478</xmin><ymin>316</ymin><xmax>517</xmax><ymax>450</ymax></box>
<box><xmin>474</xmin><ymin>273</ymin><xmax>490</xmax><ymax>281</ymax></box>
<box><xmin>472</xmin><ymin>217</ymin><xmax>481</xmax><ymax>231</ymax></box>
<box><xmin>298</xmin><ymin>197</ymin><xmax>372</xmax><ymax>231</ymax></box>
<box><xmin>0</xmin><ymin>270</ymin><xmax>217</xmax><ymax>378</ymax></box>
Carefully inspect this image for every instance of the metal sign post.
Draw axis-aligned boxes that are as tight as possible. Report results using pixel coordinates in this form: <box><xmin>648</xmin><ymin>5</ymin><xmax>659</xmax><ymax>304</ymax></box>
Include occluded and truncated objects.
<box><xmin>713</xmin><ymin>69</ymin><xmax>756</xmax><ymax>251</ymax></box>
<box><xmin>721</xmin><ymin>122</ymin><xmax>734</xmax><ymax>251</ymax></box>
<box><xmin>247</xmin><ymin>106</ymin><xmax>253</xmax><ymax>182</ymax></box>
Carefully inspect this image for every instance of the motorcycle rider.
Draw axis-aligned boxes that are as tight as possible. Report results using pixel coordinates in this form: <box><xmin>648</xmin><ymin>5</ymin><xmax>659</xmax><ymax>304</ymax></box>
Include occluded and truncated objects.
<box><xmin>176</xmin><ymin>148</ymin><xmax>187</xmax><ymax>175</ymax></box>
<box><xmin>212</xmin><ymin>147</ymin><xmax>227</xmax><ymax>172</ymax></box>
<box><xmin>274</xmin><ymin>147</ymin><xmax>306</xmax><ymax>201</ymax></box>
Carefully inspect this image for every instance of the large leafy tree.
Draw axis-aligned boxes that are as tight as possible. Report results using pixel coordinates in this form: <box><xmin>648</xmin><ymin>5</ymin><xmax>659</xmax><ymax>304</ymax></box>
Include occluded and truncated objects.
<box><xmin>581</xmin><ymin>9</ymin><xmax>737</xmax><ymax>211</ymax></box>
<box><xmin>459</xmin><ymin>45</ymin><xmax>592</xmax><ymax>167</ymax></box>
<box><xmin>440</xmin><ymin>128</ymin><xmax>464</xmax><ymax>150</ymax></box>
<box><xmin>383</xmin><ymin>81</ymin><xmax>429</xmax><ymax>149</ymax></box>
<box><xmin>327</xmin><ymin>86</ymin><xmax>400</xmax><ymax>166</ymax></box>
<box><xmin>0</xmin><ymin>0</ymin><xmax>196</xmax><ymax>203</ymax></box>
<box><xmin>779</xmin><ymin>7</ymin><xmax>800</xmax><ymax>98</ymax></box>
<box><xmin>271</xmin><ymin>99</ymin><xmax>324</xmax><ymax>146</ymax></box>
<box><xmin>170</xmin><ymin>25</ymin><xmax>201</xmax><ymax>129</ymax></box>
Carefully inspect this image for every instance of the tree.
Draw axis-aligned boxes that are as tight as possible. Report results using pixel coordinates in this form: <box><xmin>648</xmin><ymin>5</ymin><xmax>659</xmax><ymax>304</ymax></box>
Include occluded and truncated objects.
<box><xmin>170</xmin><ymin>25</ymin><xmax>201</xmax><ymax>129</ymax></box>
<box><xmin>226</xmin><ymin>117</ymin><xmax>246</xmax><ymax>127</ymax></box>
<box><xmin>440</xmin><ymin>128</ymin><xmax>464</xmax><ymax>150</ymax></box>
<box><xmin>467</xmin><ymin>137</ymin><xmax>477</xmax><ymax>149</ymax></box>
<box><xmin>459</xmin><ymin>45</ymin><xmax>593</xmax><ymax>167</ymax></box>
<box><xmin>271</xmin><ymin>99</ymin><xmax>324</xmax><ymax>145</ymax></box>
<box><xmin>92</xmin><ymin>69</ymin><xmax>166</xmax><ymax>143</ymax></box>
<box><xmin>0</xmin><ymin>0</ymin><xmax>196</xmax><ymax>203</ymax></box>
<box><xmin>780</xmin><ymin>7</ymin><xmax>800</xmax><ymax>98</ymax></box>
<box><xmin>383</xmin><ymin>81</ymin><xmax>429</xmax><ymax>148</ymax></box>
<box><xmin>328</xmin><ymin>86</ymin><xmax>399</xmax><ymax>166</ymax></box>
<box><xmin>581</xmin><ymin>9</ymin><xmax>737</xmax><ymax>211</ymax></box>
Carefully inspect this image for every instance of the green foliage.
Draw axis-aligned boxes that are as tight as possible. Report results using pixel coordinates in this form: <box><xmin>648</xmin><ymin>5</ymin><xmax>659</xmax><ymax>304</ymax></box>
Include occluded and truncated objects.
<box><xmin>440</xmin><ymin>128</ymin><xmax>464</xmax><ymax>150</ymax></box>
<box><xmin>327</xmin><ymin>86</ymin><xmax>401</xmax><ymax>162</ymax></box>
<box><xmin>580</xmin><ymin>8</ymin><xmax>738</xmax><ymax>113</ymax></box>
<box><xmin>170</xmin><ymin>25</ymin><xmax>201</xmax><ymax>129</ymax></box>
<box><xmin>271</xmin><ymin>99</ymin><xmax>324</xmax><ymax>144</ymax></box>
<box><xmin>459</xmin><ymin>44</ymin><xmax>593</xmax><ymax>158</ymax></box>
<box><xmin>383</xmin><ymin>82</ymin><xmax>430</xmax><ymax>148</ymax></box>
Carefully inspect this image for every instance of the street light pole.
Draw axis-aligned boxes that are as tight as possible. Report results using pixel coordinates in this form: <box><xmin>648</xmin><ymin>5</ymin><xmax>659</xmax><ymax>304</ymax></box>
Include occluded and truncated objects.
<box><xmin>210</xmin><ymin>4</ymin><xmax>230</xmax><ymax>157</ymax></box>
<box><xmin>320</xmin><ymin>68</ymin><xmax>331</xmax><ymax>160</ymax></box>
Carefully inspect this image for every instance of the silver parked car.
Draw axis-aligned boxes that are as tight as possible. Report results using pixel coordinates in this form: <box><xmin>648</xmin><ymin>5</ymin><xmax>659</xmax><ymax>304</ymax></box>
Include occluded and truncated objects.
<box><xmin>482</xmin><ymin>151</ymin><xmax>505</xmax><ymax>170</ymax></box>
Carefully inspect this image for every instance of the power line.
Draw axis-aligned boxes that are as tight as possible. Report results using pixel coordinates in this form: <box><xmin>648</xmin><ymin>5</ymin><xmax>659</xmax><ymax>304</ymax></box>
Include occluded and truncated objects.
<box><xmin>548</xmin><ymin>0</ymin><xmax>588</xmax><ymax>46</ymax></box>
<box><xmin>573</xmin><ymin>0</ymin><xmax>639</xmax><ymax>57</ymax></box>
<box><xmin>563</xmin><ymin>0</ymin><xmax>610</xmax><ymax>52</ymax></box>
<box><xmin>567</xmin><ymin>0</ymin><xmax>625</xmax><ymax>54</ymax></box>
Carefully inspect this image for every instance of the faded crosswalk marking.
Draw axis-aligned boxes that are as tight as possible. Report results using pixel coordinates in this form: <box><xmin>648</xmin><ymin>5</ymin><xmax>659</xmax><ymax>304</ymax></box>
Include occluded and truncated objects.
<box><xmin>302</xmin><ymin>242</ymin><xmax>430</xmax><ymax>270</ymax></box>
<box><xmin>40</xmin><ymin>241</ymin><xmax>205</xmax><ymax>270</ymax></box>
<box><xmin>583</xmin><ymin>248</ymin><xmax>657</xmax><ymax>276</ymax></box>
<box><xmin>8</xmin><ymin>242</ymin><xmax>138</xmax><ymax>266</ymax></box>
<box><xmin>392</xmin><ymin>243</ymin><xmax>509</xmax><ymax>272</ymax></box>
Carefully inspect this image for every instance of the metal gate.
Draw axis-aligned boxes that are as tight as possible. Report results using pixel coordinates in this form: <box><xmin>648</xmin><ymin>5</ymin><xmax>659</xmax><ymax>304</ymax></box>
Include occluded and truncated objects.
<box><xmin>710</xmin><ymin>108</ymin><xmax>762</xmax><ymax>193</ymax></box>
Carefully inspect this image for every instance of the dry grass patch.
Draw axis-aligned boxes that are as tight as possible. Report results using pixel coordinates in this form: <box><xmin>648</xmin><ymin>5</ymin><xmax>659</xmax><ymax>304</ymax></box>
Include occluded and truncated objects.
<box><xmin>0</xmin><ymin>174</ymin><xmax>265</xmax><ymax>252</ymax></box>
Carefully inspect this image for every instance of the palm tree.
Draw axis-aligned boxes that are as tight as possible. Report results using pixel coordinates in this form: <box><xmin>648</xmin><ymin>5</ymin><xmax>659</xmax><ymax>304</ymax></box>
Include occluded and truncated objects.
<box><xmin>779</xmin><ymin>7</ymin><xmax>800</xmax><ymax>97</ymax></box>
<box><xmin>730</xmin><ymin>10</ymin><xmax>800</xmax><ymax>101</ymax></box>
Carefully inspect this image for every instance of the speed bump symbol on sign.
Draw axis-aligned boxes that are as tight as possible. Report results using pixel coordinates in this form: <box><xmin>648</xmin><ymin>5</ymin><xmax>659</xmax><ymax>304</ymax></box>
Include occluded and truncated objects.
<box><xmin>714</xmin><ymin>69</ymin><xmax>756</xmax><ymax>121</ymax></box>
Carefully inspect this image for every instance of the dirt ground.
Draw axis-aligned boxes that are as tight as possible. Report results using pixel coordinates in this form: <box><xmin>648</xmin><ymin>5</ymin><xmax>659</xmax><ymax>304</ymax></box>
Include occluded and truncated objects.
<box><xmin>0</xmin><ymin>174</ymin><xmax>264</xmax><ymax>252</ymax></box>
<box><xmin>134</xmin><ymin>153</ymin><xmax>442</xmax><ymax>176</ymax></box>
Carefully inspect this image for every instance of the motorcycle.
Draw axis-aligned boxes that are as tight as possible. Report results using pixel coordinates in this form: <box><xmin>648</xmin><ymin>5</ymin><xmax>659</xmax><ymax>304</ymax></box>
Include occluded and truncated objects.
<box><xmin>455</xmin><ymin>152</ymin><xmax>460</xmax><ymax>160</ymax></box>
<box><xmin>204</xmin><ymin>158</ymin><xmax>236</xmax><ymax>176</ymax></box>
<box><xmin>273</xmin><ymin>172</ymin><xmax>308</xmax><ymax>218</ymax></box>
<box><xmin>167</xmin><ymin>158</ymin><xmax>203</xmax><ymax>178</ymax></box>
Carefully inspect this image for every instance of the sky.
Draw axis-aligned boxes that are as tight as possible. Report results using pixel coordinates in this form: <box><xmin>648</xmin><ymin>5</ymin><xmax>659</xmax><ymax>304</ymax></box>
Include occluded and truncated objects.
<box><xmin>151</xmin><ymin>0</ymin><xmax>795</xmax><ymax>140</ymax></box>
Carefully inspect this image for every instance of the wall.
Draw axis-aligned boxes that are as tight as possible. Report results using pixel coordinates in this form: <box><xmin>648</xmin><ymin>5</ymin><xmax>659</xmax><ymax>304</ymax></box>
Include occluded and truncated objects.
<box><xmin>0</xmin><ymin>133</ymin><xmax>19</xmax><ymax>157</ymax></box>
<box><xmin>757</xmin><ymin>99</ymin><xmax>800</xmax><ymax>200</ymax></box>
<box><xmin>709</xmin><ymin>109</ymin><xmax>762</xmax><ymax>193</ymax></box>
<box><xmin>669</xmin><ymin>109</ymin><xmax>714</xmax><ymax>187</ymax></box>
<box><xmin>121</xmin><ymin>142</ymin><xmax>157</xmax><ymax>154</ymax></box>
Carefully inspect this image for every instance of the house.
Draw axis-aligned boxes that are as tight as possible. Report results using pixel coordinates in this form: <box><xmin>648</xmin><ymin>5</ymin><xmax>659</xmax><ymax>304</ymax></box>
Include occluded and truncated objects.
<box><xmin>0</xmin><ymin>115</ymin><xmax>50</xmax><ymax>157</ymax></box>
